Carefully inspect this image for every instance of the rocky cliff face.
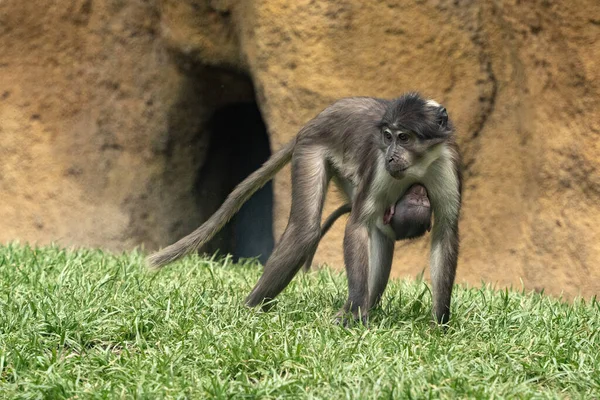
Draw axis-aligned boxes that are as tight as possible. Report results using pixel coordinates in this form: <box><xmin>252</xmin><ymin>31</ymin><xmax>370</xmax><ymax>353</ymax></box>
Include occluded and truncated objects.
<box><xmin>1</xmin><ymin>0</ymin><xmax>598</xmax><ymax>299</ymax></box>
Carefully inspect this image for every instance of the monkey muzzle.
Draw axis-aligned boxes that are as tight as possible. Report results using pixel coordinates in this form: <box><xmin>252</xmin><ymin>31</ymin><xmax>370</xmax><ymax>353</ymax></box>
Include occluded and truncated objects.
<box><xmin>385</xmin><ymin>151</ymin><xmax>410</xmax><ymax>179</ymax></box>
<box><xmin>385</xmin><ymin>161</ymin><xmax>409</xmax><ymax>180</ymax></box>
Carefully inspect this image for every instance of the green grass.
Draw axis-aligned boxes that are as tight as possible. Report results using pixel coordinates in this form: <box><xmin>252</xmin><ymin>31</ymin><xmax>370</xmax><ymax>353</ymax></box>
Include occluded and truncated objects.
<box><xmin>0</xmin><ymin>244</ymin><xmax>599</xmax><ymax>399</ymax></box>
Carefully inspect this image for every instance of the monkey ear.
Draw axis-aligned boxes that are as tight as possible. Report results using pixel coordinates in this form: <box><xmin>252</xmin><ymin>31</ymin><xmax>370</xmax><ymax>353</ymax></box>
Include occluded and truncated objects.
<box><xmin>437</xmin><ymin>107</ymin><xmax>448</xmax><ymax>129</ymax></box>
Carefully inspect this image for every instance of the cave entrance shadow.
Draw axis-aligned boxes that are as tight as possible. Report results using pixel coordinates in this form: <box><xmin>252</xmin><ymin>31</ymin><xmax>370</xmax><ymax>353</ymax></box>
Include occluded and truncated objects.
<box><xmin>195</xmin><ymin>102</ymin><xmax>274</xmax><ymax>265</ymax></box>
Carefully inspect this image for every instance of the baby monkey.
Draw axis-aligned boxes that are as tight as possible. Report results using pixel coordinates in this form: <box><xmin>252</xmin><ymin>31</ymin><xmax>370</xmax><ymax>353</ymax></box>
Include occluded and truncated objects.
<box><xmin>148</xmin><ymin>93</ymin><xmax>462</xmax><ymax>326</ymax></box>
<box><xmin>304</xmin><ymin>183</ymin><xmax>432</xmax><ymax>271</ymax></box>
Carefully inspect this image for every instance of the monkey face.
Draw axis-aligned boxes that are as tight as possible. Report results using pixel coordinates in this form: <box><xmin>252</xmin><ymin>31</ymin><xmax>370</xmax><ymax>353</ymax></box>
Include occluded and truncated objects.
<box><xmin>382</xmin><ymin>128</ymin><xmax>416</xmax><ymax>178</ymax></box>
<box><xmin>378</xmin><ymin>94</ymin><xmax>452</xmax><ymax>179</ymax></box>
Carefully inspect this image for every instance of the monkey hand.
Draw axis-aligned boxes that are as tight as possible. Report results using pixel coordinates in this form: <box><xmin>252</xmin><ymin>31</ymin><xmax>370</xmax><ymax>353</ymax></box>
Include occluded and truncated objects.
<box><xmin>383</xmin><ymin>205</ymin><xmax>395</xmax><ymax>225</ymax></box>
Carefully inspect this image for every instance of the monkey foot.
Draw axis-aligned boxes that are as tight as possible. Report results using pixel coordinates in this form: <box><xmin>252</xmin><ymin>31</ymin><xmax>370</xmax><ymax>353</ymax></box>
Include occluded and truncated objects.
<box><xmin>333</xmin><ymin>309</ymin><xmax>369</xmax><ymax>328</ymax></box>
<box><xmin>429</xmin><ymin>319</ymin><xmax>450</xmax><ymax>333</ymax></box>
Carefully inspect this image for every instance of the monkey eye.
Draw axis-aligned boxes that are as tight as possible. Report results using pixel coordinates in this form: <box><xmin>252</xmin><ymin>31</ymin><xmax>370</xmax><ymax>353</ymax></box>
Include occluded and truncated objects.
<box><xmin>383</xmin><ymin>129</ymin><xmax>393</xmax><ymax>143</ymax></box>
<box><xmin>398</xmin><ymin>132</ymin><xmax>410</xmax><ymax>143</ymax></box>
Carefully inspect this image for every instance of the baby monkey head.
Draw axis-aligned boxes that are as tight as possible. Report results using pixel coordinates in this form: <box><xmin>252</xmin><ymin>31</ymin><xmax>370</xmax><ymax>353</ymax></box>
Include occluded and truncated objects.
<box><xmin>379</xmin><ymin>93</ymin><xmax>452</xmax><ymax>179</ymax></box>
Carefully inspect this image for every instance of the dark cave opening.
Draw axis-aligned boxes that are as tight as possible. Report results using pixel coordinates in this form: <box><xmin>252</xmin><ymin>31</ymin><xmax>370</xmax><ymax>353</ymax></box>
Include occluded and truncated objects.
<box><xmin>195</xmin><ymin>102</ymin><xmax>274</xmax><ymax>264</ymax></box>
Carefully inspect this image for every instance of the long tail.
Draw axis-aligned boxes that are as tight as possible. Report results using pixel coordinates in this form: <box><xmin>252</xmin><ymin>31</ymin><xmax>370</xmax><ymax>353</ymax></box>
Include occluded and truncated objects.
<box><xmin>303</xmin><ymin>203</ymin><xmax>351</xmax><ymax>271</ymax></box>
<box><xmin>320</xmin><ymin>203</ymin><xmax>351</xmax><ymax>238</ymax></box>
<box><xmin>147</xmin><ymin>138</ymin><xmax>296</xmax><ymax>269</ymax></box>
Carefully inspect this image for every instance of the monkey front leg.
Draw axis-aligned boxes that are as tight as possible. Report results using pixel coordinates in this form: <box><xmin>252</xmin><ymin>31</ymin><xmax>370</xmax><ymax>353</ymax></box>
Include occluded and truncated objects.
<box><xmin>429</xmin><ymin>215</ymin><xmax>459</xmax><ymax>325</ymax></box>
<box><xmin>336</xmin><ymin>216</ymin><xmax>371</xmax><ymax>326</ymax></box>
<box><xmin>367</xmin><ymin>227</ymin><xmax>395</xmax><ymax>309</ymax></box>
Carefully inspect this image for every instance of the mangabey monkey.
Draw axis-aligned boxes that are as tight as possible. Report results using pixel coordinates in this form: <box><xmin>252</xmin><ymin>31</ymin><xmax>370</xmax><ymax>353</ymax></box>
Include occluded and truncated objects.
<box><xmin>303</xmin><ymin>184</ymin><xmax>432</xmax><ymax>271</ymax></box>
<box><xmin>147</xmin><ymin>93</ymin><xmax>462</xmax><ymax>325</ymax></box>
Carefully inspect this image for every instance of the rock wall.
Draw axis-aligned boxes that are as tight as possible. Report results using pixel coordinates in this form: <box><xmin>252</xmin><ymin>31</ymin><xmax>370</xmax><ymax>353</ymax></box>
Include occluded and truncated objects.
<box><xmin>0</xmin><ymin>0</ymin><xmax>255</xmax><ymax>252</ymax></box>
<box><xmin>1</xmin><ymin>0</ymin><xmax>599</xmax><ymax>299</ymax></box>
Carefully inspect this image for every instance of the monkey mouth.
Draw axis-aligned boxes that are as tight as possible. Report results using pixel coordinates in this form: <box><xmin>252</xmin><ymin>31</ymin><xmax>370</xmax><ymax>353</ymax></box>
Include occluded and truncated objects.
<box><xmin>383</xmin><ymin>205</ymin><xmax>395</xmax><ymax>225</ymax></box>
<box><xmin>388</xmin><ymin>168</ymin><xmax>408</xmax><ymax>180</ymax></box>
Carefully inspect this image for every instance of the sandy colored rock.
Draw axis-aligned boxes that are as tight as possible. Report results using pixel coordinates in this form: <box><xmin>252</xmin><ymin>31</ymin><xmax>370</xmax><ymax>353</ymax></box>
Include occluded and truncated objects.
<box><xmin>1</xmin><ymin>0</ymin><xmax>599</xmax><ymax>300</ymax></box>
<box><xmin>0</xmin><ymin>0</ymin><xmax>254</xmax><ymax>252</ymax></box>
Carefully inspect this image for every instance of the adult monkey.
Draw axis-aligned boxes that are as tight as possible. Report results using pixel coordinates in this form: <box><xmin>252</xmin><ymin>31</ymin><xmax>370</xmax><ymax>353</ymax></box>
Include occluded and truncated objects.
<box><xmin>148</xmin><ymin>93</ymin><xmax>462</xmax><ymax>326</ymax></box>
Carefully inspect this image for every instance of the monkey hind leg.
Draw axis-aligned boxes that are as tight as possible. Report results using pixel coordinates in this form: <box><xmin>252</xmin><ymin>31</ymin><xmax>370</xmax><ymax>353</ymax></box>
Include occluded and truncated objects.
<box><xmin>302</xmin><ymin>248</ymin><xmax>318</xmax><ymax>273</ymax></box>
<box><xmin>245</xmin><ymin>147</ymin><xmax>329</xmax><ymax>307</ymax></box>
